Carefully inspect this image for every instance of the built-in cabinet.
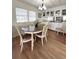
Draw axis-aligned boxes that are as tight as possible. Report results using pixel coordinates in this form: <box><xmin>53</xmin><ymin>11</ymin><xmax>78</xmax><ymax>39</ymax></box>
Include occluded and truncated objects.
<box><xmin>48</xmin><ymin>22</ymin><xmax>66</xmax><ymax>33</ymax></box>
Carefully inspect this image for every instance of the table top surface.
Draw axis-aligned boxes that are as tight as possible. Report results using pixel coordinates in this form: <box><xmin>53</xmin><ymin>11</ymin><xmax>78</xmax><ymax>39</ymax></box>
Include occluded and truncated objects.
<box><xmin>21</xmin><ymin>26</ymin><xmax>42</xmax><ymax>34</ymax></box>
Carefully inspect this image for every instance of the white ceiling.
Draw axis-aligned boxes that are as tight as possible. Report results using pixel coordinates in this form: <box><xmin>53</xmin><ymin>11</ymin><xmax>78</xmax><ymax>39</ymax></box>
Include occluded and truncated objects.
<box><xmin>17</xmin><ymin>0</ymin><xmax>66</xmax><ymax>8</ymax></box>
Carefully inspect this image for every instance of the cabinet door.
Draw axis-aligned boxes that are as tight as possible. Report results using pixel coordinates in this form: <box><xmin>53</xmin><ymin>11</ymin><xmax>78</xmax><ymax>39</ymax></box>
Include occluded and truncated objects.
<box><xmin>48</xmin><ymin>22</ymin><xmax>54</xmax><ymax>30</ymax></box>
<box><xmin>50</xmin><ymin>23</ymin><xmax>54</xmax><ymax>30</ymax></box>
<box><xmin>48</xmin><ymin>23</ymin><xmax>52</xmax><ymax>29</ymax></box>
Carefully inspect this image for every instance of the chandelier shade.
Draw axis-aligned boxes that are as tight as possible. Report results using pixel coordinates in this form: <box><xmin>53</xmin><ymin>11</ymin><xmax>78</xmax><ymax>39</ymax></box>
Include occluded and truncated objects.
<box><xmin>38</xmin><ymin>0</ymin><xmax>47</xmax><ymax>10</ymax></box>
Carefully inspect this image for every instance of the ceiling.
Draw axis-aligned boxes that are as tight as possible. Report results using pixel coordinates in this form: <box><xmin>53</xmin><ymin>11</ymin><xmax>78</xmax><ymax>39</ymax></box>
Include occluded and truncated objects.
<box><xmin>17</xmin><ymin>0</ymin><xmax>66</xmax><ymax>8</ymax></box>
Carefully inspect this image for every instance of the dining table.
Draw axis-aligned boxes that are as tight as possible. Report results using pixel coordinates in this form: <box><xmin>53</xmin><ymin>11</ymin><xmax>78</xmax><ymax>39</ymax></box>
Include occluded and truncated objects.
<box><xmin>21</xmin><ymin>25</ymin><xmax>43</xmax><ymax>41</ymax></box>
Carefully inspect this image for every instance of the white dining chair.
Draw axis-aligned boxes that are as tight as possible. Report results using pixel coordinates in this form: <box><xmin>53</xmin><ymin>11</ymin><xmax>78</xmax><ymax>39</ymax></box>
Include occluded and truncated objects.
<box><xmin>15</xmin><ymin>25</ymin><xmax>34</xmax><ymax>53</ymax></box>
<box><xmin>35</xmin><ymin>24</ymin><xmax>48</xmax><ymax>46</ymax></box>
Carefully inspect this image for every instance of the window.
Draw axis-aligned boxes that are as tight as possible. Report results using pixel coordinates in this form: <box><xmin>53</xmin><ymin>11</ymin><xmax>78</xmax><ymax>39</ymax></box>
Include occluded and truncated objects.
<box><xmin>16</xmin><ymin>8</ymin><xmax>36</xmax><ymax>22</ymax></box>
<box><xmin>29</xmin><ymin>11</ymin><xmax>36</xmax><ymax>22</ymax></box>
<box><xmin>16</xmin><ymin>8</ymin><xmax>28</xmax><ymax>22</ymax></box>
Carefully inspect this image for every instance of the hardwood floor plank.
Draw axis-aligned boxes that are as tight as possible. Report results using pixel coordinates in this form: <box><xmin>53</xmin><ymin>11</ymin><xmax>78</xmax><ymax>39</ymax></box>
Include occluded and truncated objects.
<box><xmin>12</xmin><ymin>30</ymin><xmax>66</xmax><ymax>59</ymax></box>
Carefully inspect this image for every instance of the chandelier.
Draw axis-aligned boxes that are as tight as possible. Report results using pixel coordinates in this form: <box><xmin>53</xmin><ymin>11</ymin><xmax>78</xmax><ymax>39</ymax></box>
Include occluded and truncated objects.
<box><xmin>38</xmin><ymin>0</ymin><xmax>47</xmax><ymax>10</ymax></box>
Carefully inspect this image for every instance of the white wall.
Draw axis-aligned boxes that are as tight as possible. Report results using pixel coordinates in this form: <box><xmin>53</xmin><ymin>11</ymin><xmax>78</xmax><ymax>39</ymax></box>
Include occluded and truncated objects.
<box><xmin>48</xmin><ymin>5</ymin><xmax>66</xmax><ymax>10</ymax></box>
<box><xmin>12</xmin><ymin>0</ymin><xmax>38</xmax><ymax>37</ymax></box>
<box><xmin>12</xmin><ymin>0</ymin><xmax>16</xmax><ymax>25</ymax></box>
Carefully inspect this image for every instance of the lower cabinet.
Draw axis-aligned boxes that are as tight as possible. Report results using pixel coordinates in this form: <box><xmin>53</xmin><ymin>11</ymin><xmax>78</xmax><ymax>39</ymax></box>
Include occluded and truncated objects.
<box><xmin>48</xmin><ymin>22</ymin><xmax>66</xmax><ymax>33</ymax></box>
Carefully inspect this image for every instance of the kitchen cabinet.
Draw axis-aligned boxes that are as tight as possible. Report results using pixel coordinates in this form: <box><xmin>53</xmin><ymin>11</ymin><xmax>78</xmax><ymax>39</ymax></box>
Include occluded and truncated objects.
<box><xmin>48</xmin><ymin>22</ymin><xmax>66</xmax><ymax>33</ymax></box>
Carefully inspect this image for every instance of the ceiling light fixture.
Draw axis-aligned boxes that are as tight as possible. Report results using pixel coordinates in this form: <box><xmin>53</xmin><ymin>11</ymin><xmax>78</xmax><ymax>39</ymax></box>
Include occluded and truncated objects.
<box><xmin>38</xmin><ymin>0</ymin><xmax>47</xmax><ymax>10</ymax></box>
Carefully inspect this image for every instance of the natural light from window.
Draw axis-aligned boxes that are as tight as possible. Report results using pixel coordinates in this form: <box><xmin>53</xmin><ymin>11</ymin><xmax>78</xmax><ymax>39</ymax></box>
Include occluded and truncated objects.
<box><xmin>16</xmin><ymin>8</ymin><xmax>36</xmax><ymax>22</ymax></box>
<box><xmin>29</xmin><ymin>11</ymin><xmax>36</xmax><ymax>22</ymax></box>
<box><xmin>16</xmin><ymin>8</ymin><xmax>28</xmax><ymax>22</ymax></box>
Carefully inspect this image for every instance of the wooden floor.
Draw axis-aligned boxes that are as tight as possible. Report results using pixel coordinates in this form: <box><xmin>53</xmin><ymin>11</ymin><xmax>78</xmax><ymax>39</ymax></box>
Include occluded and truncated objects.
<box><xmin>12</xmin><ymin>30</ymin><xmax>66</xmax><ymax>59</ymax></box>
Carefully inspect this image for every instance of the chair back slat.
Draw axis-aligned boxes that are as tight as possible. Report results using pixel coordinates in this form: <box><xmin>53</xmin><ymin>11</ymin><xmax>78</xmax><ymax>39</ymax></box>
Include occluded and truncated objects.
<box><xmin>42</xmin><ymin>24</ymin><xmax>48</xmax><ymax>36</ymax></box>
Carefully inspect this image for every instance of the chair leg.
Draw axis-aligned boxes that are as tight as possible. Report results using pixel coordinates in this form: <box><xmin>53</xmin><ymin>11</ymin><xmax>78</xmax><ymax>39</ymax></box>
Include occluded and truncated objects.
<box><xmin>31</xmin><ymin>40</ymin><xmax>34</xmax><ymax>51</ymax></box>
<box><xmin>35</xmin><ymin>36</ymin><xmax>36</xmax><ymax>41</ymax></box>
<box><xmin>41</xmin><ymin>38</ymin><xmax>44</xmax><ymax>46</ymax></box>
<box><xmin>57</xmin><ymin>31</ymin><xmax>59</xmax><ymax>35</ymax></box>
<box><xmin>45</xmin><ymin>36</ymin><xmax>47</xmax><ymax>42</ymax></box>
<box><xmin>63</xmin><ymin>33</ymin><xmax>64</xmax><ymax>35</ymax></box>
<box><xmin>20</xmin><ymin>43</ymin><xmax>23</xmax><ymax>53</ymax></box>
<box><xmin>19</xmin><ymin>42</ymin><xmax>21</xmax><ymax>46</ymax></box>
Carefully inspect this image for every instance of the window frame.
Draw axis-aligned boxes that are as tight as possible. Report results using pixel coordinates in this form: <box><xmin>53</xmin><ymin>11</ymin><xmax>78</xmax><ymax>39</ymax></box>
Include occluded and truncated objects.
<box><xmin>16</xmin><ymin>7</ymin><xmax>37</xmax><ymax>23</ymax></box>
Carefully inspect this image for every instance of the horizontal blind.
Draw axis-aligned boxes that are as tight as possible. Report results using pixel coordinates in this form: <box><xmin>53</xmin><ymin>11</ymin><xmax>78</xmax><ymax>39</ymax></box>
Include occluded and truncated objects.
<box><xmin>29</xmin><ymin>11</ymin><xmax>36</xmax><ymax>22</ymax></box>
<box><xmin>16</xmin><ymin>8</ymin><xmax>28</xmax><ymax>22</ymax></box>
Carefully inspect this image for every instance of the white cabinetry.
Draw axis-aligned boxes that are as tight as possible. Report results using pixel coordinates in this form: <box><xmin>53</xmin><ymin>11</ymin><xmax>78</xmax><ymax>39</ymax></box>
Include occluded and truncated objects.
<box><xmin>48</xmin><ymin>22</ymin><xmax>66</xmax><ymax>33</ymax></box>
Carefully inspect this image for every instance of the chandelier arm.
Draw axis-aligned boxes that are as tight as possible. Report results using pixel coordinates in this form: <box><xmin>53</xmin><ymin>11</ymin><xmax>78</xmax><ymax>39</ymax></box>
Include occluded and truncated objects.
<box><xmin>38</xmin><ymin>0</ymin><xmax>46</xmax><ymax>10</ymax></box>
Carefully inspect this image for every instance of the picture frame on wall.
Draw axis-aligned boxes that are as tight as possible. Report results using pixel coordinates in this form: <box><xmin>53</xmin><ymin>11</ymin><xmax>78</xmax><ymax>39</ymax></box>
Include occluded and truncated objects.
<box><xmin>55</xmin><ymin>10</ymin><xmax>60</xmax><ymax>15</ymax></box>
<box><xmin>38</xmin><ymin>13</ymin><xmax>42</xmax><ymax>18</ymax></box>
<box><xmin>50</xmin><ymin>11</ymin><xmax>54</xmax><ymax>16</ymax></box>
<box><xmin>46</xmin><ymin>11</ymin><xmax>49</xmax><ymax>16</ymax></box>
<box><xmin>56</xmin><ymin>16</ymin><xmax>63</xmax><ymax>22</ymax></box>
<box><xmin>62</xmin><ymin>9</ymin><xmax>66</xmax><ymax>15</ymax></box>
